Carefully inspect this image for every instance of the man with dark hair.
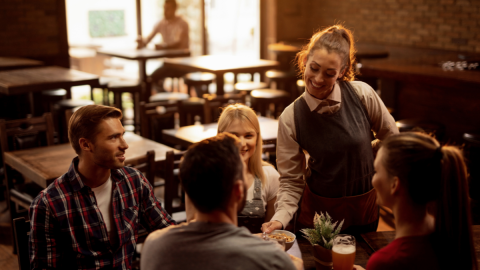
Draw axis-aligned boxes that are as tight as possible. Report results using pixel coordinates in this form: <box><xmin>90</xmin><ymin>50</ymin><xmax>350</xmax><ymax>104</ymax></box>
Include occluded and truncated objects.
<box><xmin>137</xmin><ymin>0</ymin><xmax>189</xmax><ymax>92</ymax></box>
<box><xmin>29</xmin><ymin>105</ymin><xmax>175</xmax><ymax>269</ymax></box>
<box><xmin>141</xmin><ymin>133</ymin><xmax>302</xmax><ymax>270</ymax></box>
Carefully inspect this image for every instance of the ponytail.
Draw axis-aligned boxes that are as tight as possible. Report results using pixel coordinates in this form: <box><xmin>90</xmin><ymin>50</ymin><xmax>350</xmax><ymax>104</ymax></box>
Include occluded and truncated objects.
<box><xmin>296</xmin><ymin>24</ymin><xmax>356</xmax><ymax>81</ymax></box>
<box><xmin>435</xmin><ymin>147</ymin><xmax>477</xmax><ymax>270</ymax></box>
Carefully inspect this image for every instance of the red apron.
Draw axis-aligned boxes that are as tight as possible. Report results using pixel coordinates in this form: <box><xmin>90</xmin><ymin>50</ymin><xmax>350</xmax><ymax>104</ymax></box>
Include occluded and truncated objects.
<box><xmin>296</xmin><ymin>184</ymin><xmax>378</xmax><ymax>232</ymax></box>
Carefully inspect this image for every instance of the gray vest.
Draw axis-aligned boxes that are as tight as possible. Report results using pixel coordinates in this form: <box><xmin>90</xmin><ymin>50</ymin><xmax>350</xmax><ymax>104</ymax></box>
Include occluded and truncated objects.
<box><xmin>293</xmin><ymin>81</ymin><xmax>374</xmax><ymax>198</ymax></box>
<box><xmin>238</xmin><ymin>177</ymin><xmax>265</xmax><ymax>233</ymax></box>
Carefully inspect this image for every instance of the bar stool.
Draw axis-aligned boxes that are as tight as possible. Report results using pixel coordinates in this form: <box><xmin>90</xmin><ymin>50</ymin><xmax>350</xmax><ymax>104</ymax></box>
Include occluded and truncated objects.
<box><xmin>41</xmin><ymin>89</ymin><xmax>67</xmax><ymax>113</ymax></box>
<box><xmin>265</xmin><ymin>70</ymin><xmax>298</xmax><ymax>100</ymax></box>
<box><xmin>395</xmin><ymin>118</ymin><xmax>446</xmax><ymax>142</ymax></box>
<box><xmin>108</xmin><ymin>79</ymin><xmax>141</xmax><ymax>132</ymax></box>
<box><xmin>55</xmin><ymin>99</ymin><xmax>95</xmax><ymax>143</ymax></box>
<box><xmin>250</xmin><ymin>89</ymin><xmax>290</xmax><ymax>118</ymax></box>
<box><xmin>463</xmin><ymin>131</ymin><xmax>480</xmax><ymax>225</ymax></box>
<box><xmin>93</xmin><ymin>77</ymin><xmax>116</xmax><ymax>105</ymax></box>
<box><xmin>182</xmin><ymin>72</ymin><xmax>215</xmax><ymax>97</ymax></box>
<box><xmin>234</xmin><ymin>81</ymin><xmax>268</xmax><ymax>93</ymax></box>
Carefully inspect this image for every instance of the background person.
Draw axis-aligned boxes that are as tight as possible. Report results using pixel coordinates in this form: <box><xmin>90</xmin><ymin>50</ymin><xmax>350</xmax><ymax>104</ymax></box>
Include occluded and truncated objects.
<box><xmin>136</xmin><ymin>0</ymin><xmax>189</xmax><ymax>92</ymax></box>
<box><xmin>355</xmin><ymin>132</ymin><xmax>478</xmax><ymax>270</ymax></box>
<box><xmin>29</xmin><ymin>105</ymin><xmax>175</xmax><ymax>269</ymax></box>
<box><xmin>217</xmin><ymin>104</ymin><xmax>280</xmax><ymax>233</ymax></box>
<box><xmin>141</xmin><ymin>133</ymin><xmax>302</xmax><ymax>270</ymax></box>
<box><xmin>262</xmin><ymin>25</ymin><xmax>398</xmax><ymax>234</ymax></box>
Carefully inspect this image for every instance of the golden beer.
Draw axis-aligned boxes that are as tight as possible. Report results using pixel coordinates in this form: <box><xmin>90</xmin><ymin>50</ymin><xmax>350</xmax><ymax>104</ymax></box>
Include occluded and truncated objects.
<box><xmin>332</xmin><ymin>234</ymin><xmax>356</xmax><ymax>270</ymax></box>
<box><xmin>332</xmin><ymin>244</ymin><xmax>356</xmax><ymax>270</ymax></box>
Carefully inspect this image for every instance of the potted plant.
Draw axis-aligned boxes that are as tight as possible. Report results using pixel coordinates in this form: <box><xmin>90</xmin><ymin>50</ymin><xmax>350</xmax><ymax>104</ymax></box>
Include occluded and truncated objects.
<box><xmin>300</xmin><ymin>212</ymin><xmax>344</xmax><ymax>270</ymax></box>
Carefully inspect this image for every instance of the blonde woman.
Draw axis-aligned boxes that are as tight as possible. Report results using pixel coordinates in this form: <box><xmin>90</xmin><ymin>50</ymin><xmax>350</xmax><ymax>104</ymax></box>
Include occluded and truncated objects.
<box><xmin>217</xmin><ymin>104</ymin><xmax>280</xmax><ymax>233</ymax></box>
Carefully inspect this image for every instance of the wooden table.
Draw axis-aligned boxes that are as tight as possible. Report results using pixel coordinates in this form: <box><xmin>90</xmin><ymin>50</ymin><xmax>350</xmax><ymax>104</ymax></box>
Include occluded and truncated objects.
<box><xmin>0</xmin><ymin>57</ymin><xmax>44</xmax><ymax>71</ymax></box>
<box><xmin>3</xmin><ymin>132</ymin><xmax>176</xmax><ymax>188</ymax></box>
<box><xmin>0</xmin><ymin>66</ymin><xmax>99</xmax><ymax>115</ymax></box>
<box><xmin>96</xmin><ymin>48</ymin><xmax>191</xmax><ymax>100</ymax></box>
<box><xmin>163</xmin><ymin>55</ymin><xmax>280</xmax><ymax>95</ymax></box>
<box><xmin>162</xmin><ymin>116</ymin><xmax>278</xmax><ymax>148</ymax></box>
<box><xmin>361</xmin><ymin>225</ymin><xmax>480</xmax><ymax>267</ymax></box>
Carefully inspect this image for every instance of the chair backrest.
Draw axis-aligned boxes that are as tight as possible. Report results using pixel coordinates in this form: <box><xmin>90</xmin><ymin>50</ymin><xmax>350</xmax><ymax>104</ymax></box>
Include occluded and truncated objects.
<box><xmin>13</xmin><ymin>217</ymin><xmax>30</xmax><ymax>270</ymax></box>
<box><xmin>202</xmin><ymin>93</ymin><xmax>246</xmax><ymax>124</ymax></box>
<box><xmin>0</xmin><ymin>113</ymin><xmax>55</xmax><ymax>156</ymax></box>
<box><xmin>140</xmin><ymin>101</ymin><xmax>179</xmax><ymax>141</ymax></box>
<box><xmin>125</xmin><ymin>150</ymin><xmax>156</xmax><ymax>187</ymax></box>
<box><xmin>163</xmin><ymin>150</ymin><xmax>185</xmax><ymax>215</ymax></box>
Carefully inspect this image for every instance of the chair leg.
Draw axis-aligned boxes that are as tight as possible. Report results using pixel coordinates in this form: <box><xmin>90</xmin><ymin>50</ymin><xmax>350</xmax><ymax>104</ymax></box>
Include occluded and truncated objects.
<box><xmin>113</xmin><ymin>92</ymin><xmax>123</xmax><ymax>111</ymax></box>
<box><xmin>5</xmin><ymin>165</ymin><xmax>18</xmax><ymax>254</ymax></box>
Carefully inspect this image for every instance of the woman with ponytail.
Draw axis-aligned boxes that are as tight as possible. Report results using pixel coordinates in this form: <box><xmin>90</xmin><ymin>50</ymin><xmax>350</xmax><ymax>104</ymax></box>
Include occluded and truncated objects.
<box><xmin>262</xmin><ymin>25</ymin><xmax>398</xmax><ymax>234</ymax></box>
<box><xmin>355</xmin><ymin>132</ymin><xmax>477</xmax><ymax>270</ymax></box>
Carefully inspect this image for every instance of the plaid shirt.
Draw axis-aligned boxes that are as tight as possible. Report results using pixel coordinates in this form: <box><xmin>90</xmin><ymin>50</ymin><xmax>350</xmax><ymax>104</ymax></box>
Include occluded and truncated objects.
<box><xmin>29</xmin><ymin>157</ymin><xmax>176</xmax><ymax>269</ymax></box>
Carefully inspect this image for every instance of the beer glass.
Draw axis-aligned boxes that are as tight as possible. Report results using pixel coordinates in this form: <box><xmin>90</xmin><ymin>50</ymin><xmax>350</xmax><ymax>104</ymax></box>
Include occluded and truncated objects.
<box><xmin>332</xmin><ymin>234</ymin><xmax>356</xmax><ymax>270</ymax></box>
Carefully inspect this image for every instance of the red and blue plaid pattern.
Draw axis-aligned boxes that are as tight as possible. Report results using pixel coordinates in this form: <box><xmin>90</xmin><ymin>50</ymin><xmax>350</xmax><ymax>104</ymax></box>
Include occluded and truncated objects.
<box><xmin>29</xmin><ymin>157</ymin><xmax>176</xmax><ymax>269</ymax></box>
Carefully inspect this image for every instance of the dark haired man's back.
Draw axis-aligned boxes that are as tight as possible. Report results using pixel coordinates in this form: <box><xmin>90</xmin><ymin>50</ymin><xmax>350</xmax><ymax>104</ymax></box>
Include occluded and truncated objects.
<box><xmin>141</xmin><ymin>222</ymin><xmax>296</xmax><ymax>270</ymax></box>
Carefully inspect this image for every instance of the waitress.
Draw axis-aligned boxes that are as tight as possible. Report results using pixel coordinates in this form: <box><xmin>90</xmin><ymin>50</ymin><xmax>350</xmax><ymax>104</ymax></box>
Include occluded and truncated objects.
<box><xmin>262</xmin><ymin>25</ymin><xmax>398</xmax><ymax>234</ymax></box>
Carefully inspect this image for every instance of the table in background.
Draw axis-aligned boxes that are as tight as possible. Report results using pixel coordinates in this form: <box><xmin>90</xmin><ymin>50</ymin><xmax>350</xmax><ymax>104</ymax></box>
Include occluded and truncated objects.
<box><xmin>268</xmin><ymin>42</ymin><xmax>389</xmax><ymax>62</ymax></box>
<box><xmin>162</xmin><ymin>116</ymin><xmax>278</xmax><ymax>148</ymax></box>
<box><xmin>0</xmin><ymin>66</ymin><xmax>99</xmax><ymax>115</ymax></box>
<box><xmin>0</xmin><ymin>57</ymin><xmax>44</xmax><ymax>71</ymax></box>
<box><xmin>4</xmin><ymin>132</ymin><xmax>176</xmax><ymax>188</ymax></box>
<box><xmin>163</xmin><ymin>55</ymin><xmax>280</xmax><ymax>95</ymax></box>
<box><xmin>268</xmin><ymin>42</ymin><xmax>389</xmax><ymax>69</ymax></box>
<box><xmin>361</xmin><ymin>225</ymin><xmax>480</xmax><ymax>267</ymax></box>
<box><xmin>96</xmin><ymin>48</ymin><xmax>191</xmax><ymax>101</ymax></box>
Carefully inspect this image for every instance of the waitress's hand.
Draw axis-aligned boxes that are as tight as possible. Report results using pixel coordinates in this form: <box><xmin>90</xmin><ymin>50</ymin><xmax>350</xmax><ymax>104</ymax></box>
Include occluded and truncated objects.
<box><xmin>289</xmin><ymin>254</ymin><xmax>303</xmax><ymax>270</ymax></box>
<box><xmin>261</xmin><ymin>220</ymin><xmax>282</xmax><ymax>233</ymax></box>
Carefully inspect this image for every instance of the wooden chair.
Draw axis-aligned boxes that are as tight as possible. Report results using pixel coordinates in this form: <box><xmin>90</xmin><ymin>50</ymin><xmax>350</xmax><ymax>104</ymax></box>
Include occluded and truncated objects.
<box><xmin>262</xmin><ymin>138</ymin><xmax>277</xmax><ymax>168</ymax></box>
<box><xmin>139</xmin><ymin>100</ymin><xmax>179</xmax><ymax>143</ymax></box>
<box><xmin>0</xmin><ymin>113</ymin><xmax>55</xmax><ymax>253</ymax></box>
<box><xmin>13</xmin><ymin>217</ymin><xmax>30</xmax><ymax>270</ymax></box>
<box><xmin>124</xmin><ymin>150</ymin><xmax>156</xmax><ymax>188</ymax></box>
<box><xmin>163</xmin><ymin>150</ymin><xmax>185</xmax><ymax>216</ymax></box>
<box><xmin>202</xmin><ymin>93</ymin><xmax>246</xmax><ymax>124</ymax></box>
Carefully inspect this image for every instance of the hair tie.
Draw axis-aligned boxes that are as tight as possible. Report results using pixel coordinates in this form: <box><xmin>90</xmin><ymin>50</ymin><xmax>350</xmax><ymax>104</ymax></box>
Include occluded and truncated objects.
<box><xmin>435</xmin><ymin>146</ymin><xmax>443</xmax><ymax>160</ymax></box>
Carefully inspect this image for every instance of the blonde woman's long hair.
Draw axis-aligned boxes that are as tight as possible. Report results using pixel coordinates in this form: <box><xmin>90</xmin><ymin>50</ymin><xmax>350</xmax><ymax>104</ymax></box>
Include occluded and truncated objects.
<box><xmin>217</xmin><ymin>104</ymin><xmax>271</xmax><ymax>185</ymax></box>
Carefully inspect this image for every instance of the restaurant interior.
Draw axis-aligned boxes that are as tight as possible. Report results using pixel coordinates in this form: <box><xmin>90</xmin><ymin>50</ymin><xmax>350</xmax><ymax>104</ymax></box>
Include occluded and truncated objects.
<box><xmin>0</xmin><ymin>0</ymin><xmax>479</xmax><ymax>269</ymax></box>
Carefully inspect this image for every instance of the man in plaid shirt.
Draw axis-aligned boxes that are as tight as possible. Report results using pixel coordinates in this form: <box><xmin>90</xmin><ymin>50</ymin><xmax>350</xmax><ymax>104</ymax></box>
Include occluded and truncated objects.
<box><xmin>29</xmin><ymin>105</ymin><xmax>176</xmax><ymax>269</ymax></box>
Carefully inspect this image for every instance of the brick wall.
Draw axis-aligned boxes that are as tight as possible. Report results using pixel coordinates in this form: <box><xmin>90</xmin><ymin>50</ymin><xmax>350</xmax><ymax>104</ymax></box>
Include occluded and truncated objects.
<box><xmin>0</xmin><ymin>0</ymin><xmax>69</xmax><ymax>67</ymax></box>
<box><xmin>277</xmin><ymin>0</ymin><xmax>480</xmax><ymax>53</ymax></box>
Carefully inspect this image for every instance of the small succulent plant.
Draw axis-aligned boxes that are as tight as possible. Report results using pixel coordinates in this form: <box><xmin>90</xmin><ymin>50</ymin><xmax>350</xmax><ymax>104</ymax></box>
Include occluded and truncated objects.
<box><xmin>300</xmin><ymin>211</ymin><xmax>344</xmax><ymax>250</ymax></box>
